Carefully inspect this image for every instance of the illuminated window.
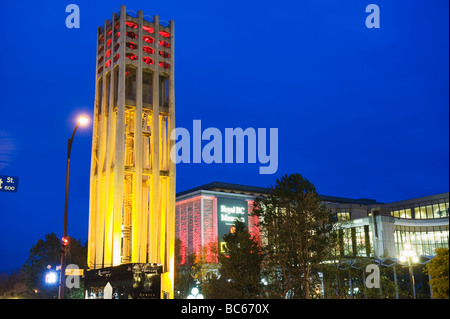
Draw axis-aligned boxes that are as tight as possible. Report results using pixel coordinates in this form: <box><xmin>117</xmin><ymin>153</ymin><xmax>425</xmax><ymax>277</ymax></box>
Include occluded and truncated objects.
<box><xmin>143</xmin><ymin>36</ymin><xmax>154</xmax><ymax>44</ymax></box>
<box><xmin>142</xmin><ymin>57</ymin><xmax>154</xmax><ymax>65</ymax></box>
<box><xmin>126</xmin><ymin>21</ymin><xmax>138</xmax><ymax>29</ymax></box>
<box><xmin>220</xmin><ymin>242</ymin><xmax>227</xmax><ymax>253</ymax></box>
<box><xmin>392</xmin><ymin>207</ymin><xmax>412</xmax><ymax>219</ymax></box>
<box><xmin>159</xmin><ymin>40</ymin><xmax>170</xmax><ymax>48</ymax></box>
<box><xmin>337</xmin><ymin>212</ymin><xmax>350</xmax><ymax>221</ymax></box>
<box><xmin>414</xmin><ymin>207</ymin><xmax>427</xmax><ymax>219</ymax></box>
<box><xmin>395</xmin><ymin>226</ymin><xmax>449</xmax><ymax>257</ymax></box>
<box><xmin>159</xmin><ymin>62</ymin><xmax>170</xmax><ymax>69</ymax></box>
<box><xmin>437</xmin><ymin>202</ymin><xmax>449</xmax><ymax>218</ymax></box>
<box><xmin>143</xmin><ymin>46</ymin><xmax>155</xmax><ymax>54</ymax></box>
<box><xmin>159</xmin><ymin>51</ymin><xmax>170</xmax><ymax>58</ymax></box>
<box><xmin>159</xmin><ymin>30</ymin><xmax>170</xmax><ymax>38</ymax></box>
<box><xmin>143</xmin><ymin>25</ymin><xmax>155</xmax><ymax>34</ymax></box>
<box><xmin>126</xmin><ymin>42</ymin><xmax>138</xmax><ymax>50</ymax></box>
<box><xmin>126</xmin><ymin>53</ymin><xmax>138</xmax><ymax>60</ymax></box>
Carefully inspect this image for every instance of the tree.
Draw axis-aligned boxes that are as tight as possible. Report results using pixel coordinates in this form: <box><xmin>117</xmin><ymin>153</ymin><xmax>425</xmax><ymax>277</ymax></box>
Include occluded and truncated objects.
<box><xmin>0</xmin><ymin>270</ymin><xmax>26</xmax><ymax>299</ymax></box>
<box><xmin>217</xmin><ymin>220</ymin><xmax>263</xmax><ymax>298</ymax></box>
<box><xmin>197</xmin><ymin>220</ymin><xmax>263</xmax><ymax>299</ymax></box>
<box><xmin>174</xmin><ymin>239</ymin><xmax>199</xmax><ymax>299</ymax></box>
<box><xmin>252</xmin><ymin>173</ymin><xmax>336</xmax><ymax>299</ymax></box>
<box><xmin>20</xmin><ymin>233</ymin><xmax>87</xmax><ymax>299</ymax></box>
<box><xmin>174</xmin><ymin>238</ymin><xmax>221</xmax><ymax>299</ymax></box>
<box><xmin>424</xmin><ymin>248</ymin><xmax>449</xmax><ymax>299</ymax></box>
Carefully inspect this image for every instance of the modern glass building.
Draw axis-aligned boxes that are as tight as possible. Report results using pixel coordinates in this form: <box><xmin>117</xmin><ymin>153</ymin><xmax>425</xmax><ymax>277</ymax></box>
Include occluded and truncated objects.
<box><xmin>175</xmin><ymin>182</ymin><xmax>449</xmax><ymax>264</ymax></box>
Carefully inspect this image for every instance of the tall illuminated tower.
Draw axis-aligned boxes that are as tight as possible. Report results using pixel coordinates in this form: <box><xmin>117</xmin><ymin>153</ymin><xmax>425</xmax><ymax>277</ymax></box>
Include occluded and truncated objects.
<box><xmin>87</xmin><ymin>5</ymin><xmax>175</xmax><ymax>298</ymax></box>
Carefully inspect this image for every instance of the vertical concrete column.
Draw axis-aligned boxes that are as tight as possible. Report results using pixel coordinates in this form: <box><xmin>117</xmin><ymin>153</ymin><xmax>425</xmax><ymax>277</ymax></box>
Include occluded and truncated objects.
<box><xmin>104</xmin><ymin>12</ymin><xmax>118</xmax><ymax>267</ymax></box>
<box><xmin>133</xmin><ymin>10</ymin><xmax>144</xmax><ymax>263</ymax></box>
<box><xmin>150</xmin><ymin>15</ymin><xmax>161</xmax><ymax>265</ymax></box>
<box><xmin>87</xmin><ymin>26</ymin><xmax>103</xmax><ymax>269</ymax></box>
<box><xmin>94</xmin><ymin>19</ymin><xmax>109</xmax><ymax>268</ymax></box>
<box><xmin>101</xmin><ymin>18</ymin><xmax>113</xmax><ymax>267</ymax></box>
<box><xmin>113</xmin><ymin>4</ymin><xmax>127</xmax><ymax>265</ymax></box>
<box><xmin>166</xmin><ymin>19</ymin><xmax>176</xmax><ymax>297</ymax></box>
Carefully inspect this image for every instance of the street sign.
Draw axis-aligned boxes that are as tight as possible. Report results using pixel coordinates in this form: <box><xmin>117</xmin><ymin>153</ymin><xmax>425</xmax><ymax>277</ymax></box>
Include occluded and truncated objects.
<box><xmin>0</xmin><ymin>175</ymin><xmax>19</xmax><ymax>193</ymax></box>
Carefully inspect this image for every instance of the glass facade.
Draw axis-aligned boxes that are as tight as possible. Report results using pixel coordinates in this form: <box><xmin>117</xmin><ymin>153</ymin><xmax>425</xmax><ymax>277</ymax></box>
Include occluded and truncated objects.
<box><xmin>391</xmin><ymin>198</ymin><xmax>449</xmax><ymax>220</ymax></box>
<box><xmin>332</xmin><ymin>196</ymin><xmax>449</xmax><ymax>259</ymax></box>
<box><xmin>395</xmin><ymin>226</ymin><xmax>449</xmax><ymax>257</ymax></box>
<box><xmin>338</xmin><ymin>224</ymin><xmax>373</xmax><ymax>258</ymax></box>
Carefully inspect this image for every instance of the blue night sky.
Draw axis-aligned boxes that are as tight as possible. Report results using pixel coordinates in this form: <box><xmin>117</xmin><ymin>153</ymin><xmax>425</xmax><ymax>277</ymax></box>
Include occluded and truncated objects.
<box><xmin>0</xmin><ymin>0</ymin><xmax>448</xmax><ymax>273</ymax></box>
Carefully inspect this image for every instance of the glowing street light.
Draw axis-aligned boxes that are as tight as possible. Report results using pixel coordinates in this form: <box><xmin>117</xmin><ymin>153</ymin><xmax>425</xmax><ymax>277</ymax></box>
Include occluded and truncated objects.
<box><xmin>187</xmin><ymin>287</ymin><xmax>203</xmax><ymax>299</ymax></box>
<box><xmin>78</xmin><ymin>116</ymin><xmax>89</xmax><ymax>126</ymax></box>
<box><xmin>45</xmin><ymin>271</ymin><xmax>58</xmax><ymax>284</ymax></box>
<box><xmin>399</xmin><ymin>244</ymin><xmax>418</xmax><ymax>299</ymax></box>
<box><xmin>58</xmin><ymin>115</ymin><xmax>89</xmax><ymax>300</ymax></box>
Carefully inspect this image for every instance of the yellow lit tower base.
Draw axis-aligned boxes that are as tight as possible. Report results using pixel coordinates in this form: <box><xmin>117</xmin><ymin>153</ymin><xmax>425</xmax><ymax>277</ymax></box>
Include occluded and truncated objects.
<box><xmin>85</xmin><ymin>5</ymin><xmax>175</xmax><ymax>299</ymax></box>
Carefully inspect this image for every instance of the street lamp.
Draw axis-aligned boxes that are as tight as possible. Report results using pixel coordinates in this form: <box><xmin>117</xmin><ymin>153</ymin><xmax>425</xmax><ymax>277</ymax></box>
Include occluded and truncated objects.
<box><xmin>187</xmin><ymin>287</ymin><xmax>203</xmax><ymax>299</ymax></box>
<box><xmin>58</xmin><ymin>115</ymin><xmax>89</xmax><ymax>299</ymax></box>
<box><xmin>399</xmin><ymin>244</ymin><xmax>418</xmax><ymax>299</ymax></box>
<box><xmin>45</xmin><ymin>271</ymin><xmax>58</xmax><ymax>285</ymax></box>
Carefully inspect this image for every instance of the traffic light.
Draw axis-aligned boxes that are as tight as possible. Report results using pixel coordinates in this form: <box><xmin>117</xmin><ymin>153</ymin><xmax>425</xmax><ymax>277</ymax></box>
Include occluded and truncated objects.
<box><xmin>62</xmin><ymin>236</ymin><xmax>69</xmax><ymax>256</ymax></box>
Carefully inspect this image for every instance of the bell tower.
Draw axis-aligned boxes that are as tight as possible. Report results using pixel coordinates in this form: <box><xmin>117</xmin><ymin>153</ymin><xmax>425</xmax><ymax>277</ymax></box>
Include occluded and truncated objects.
<box><xmin>87</xmin><ymin>5</ymin><xmax>175</xmax><ymax>298</ymax></box>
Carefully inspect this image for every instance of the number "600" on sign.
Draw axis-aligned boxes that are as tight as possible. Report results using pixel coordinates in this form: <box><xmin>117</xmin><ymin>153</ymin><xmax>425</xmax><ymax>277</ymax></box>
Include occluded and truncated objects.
<box><xmin>0</xmin><ymin>175</ymin><xmax>19</xmax><ymax>193</ymax></box>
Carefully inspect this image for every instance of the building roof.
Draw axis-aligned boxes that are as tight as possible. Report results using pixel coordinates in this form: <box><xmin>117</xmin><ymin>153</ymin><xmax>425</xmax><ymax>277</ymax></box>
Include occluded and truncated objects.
<box><xmin>176</xmin><ymin>181</ymin><xmax>383</xmax><ymax>205</ymax></box>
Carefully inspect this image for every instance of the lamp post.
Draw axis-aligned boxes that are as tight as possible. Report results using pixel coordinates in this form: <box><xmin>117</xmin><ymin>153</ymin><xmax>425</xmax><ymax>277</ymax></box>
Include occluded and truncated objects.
<box><xmin>58</xmin><ymin>116</ymin><xmax>89</xmax><ymax>299</ymax></box>
<box><xmin>399</xmin><ymin>244</ymin><xmax>419</xmax><ymax>299</ymax></box>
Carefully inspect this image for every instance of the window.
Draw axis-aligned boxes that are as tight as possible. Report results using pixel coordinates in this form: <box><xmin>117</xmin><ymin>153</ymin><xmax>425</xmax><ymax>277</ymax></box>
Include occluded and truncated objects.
<box><xmin>142</xmin><ymin>69</ymin><xmax>153</xmax><ymax>105</ymax></box>
<box><xmin>438</xmin><ymin>202</ymin><xmax>449</xmax><ymax>218</ymax></box>
<box><xmin>113</xmin><ymin>66</ymin><xmax>119</xmax><ymax>107</ymax></box>
<box><xmin>414</xmin><ymin>207</ymin><xmax>425</xmax><ymax>219</ymax></box>
<box><xmin>159</xmin><ymin>75</ymin><xmax>169</xmax><ymax>107</ymax></box>
<box><xmin>391</xmin><ymin>207</ymin><xmax>412</xmax><ymax>219</ymax></box>
<box><xmin>395</xmin><ymin>226</ymin><xmax>449</xmax><ymax>257</ymax></box>
<box><xmin>337</xmin><ymin>211</ymin><xmax>350</xmax><ymax>222</ymax></box>
<box><xmin>125</xmin><ymin>66</ymin><xmax>137</xmax><ymax>102</ymax></box>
